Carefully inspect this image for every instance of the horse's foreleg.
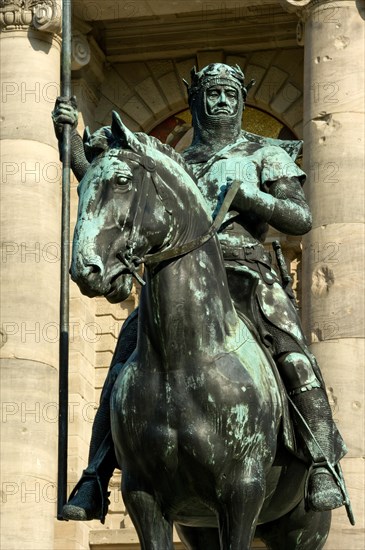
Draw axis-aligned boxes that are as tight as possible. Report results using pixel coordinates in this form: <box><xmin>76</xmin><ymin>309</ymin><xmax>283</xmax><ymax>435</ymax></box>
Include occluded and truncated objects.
<box><xmin>217</xmin><ymin>464</ymin><xmax>266</xmax><ymax>550</ymax></box>
<box><xmin>122</xmin><ymin>472</ymin><xmax>173</xmax><ymax>550</ymax></box>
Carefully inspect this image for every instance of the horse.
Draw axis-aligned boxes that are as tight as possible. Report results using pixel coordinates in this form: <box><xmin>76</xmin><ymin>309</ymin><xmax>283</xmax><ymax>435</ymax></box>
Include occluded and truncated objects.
<box><xmin>70</xmin><ymin>111</ymin><xmax>331</xmax><ymax>549</ymax></box>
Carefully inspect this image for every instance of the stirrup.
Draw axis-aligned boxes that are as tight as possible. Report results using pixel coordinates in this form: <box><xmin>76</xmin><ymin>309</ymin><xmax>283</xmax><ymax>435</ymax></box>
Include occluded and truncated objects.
<box><xmin>287</xmin><ymin>395</ymin><xmax>355</xmax><ymax>524</ymax></box>
<box><xmin>305</xmin><ymin>461</ymin><xmax>355</xmax><ymax>524</ymax></box>
<box><xmin>64</xmin><ymin>469</ymin><xmax>110</xmax><ymax>524</ymax></box>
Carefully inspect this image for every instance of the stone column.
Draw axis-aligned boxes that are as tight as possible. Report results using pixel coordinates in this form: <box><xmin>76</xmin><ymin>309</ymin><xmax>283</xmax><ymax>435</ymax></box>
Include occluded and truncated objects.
<box><xmin>0</xmin><ymin>1</ymin><xmax>62</xmax><ymax>548</ymax></box>
<box><xmin>280</xmin><ymin>1</ymin><xmax>364</xmax><ymax>548</ymax></box>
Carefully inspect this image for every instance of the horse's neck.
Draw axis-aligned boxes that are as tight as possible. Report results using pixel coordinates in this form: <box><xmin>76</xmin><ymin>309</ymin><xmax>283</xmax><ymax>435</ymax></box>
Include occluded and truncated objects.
<box><xmin>136</xmin><ymin>154</ymin><xmax>239</xmax><ymax>365</ymax></box>
<box><xmin>140</xmin><ymin>235</ymin><xmax>239</xmax><ymax>365</ymax></box>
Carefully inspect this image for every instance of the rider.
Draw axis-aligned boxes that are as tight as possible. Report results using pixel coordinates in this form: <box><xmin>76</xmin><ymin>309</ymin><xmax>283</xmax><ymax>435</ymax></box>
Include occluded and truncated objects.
<box><xmin>52</xmin><ymin>63</ymin><xmax>347</xmax><ymax>523</ymax></box>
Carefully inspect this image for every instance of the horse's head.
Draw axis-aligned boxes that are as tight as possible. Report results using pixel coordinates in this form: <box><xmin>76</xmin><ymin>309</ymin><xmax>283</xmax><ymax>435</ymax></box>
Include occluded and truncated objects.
<box><xmin>70</xmin><ymin>112</ymin><xmax>203</xmax><ymax>303</ymax></box>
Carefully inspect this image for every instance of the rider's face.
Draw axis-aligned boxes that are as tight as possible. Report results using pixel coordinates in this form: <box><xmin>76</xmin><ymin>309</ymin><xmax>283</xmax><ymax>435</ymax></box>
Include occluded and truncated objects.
<box><xmin>205</xmin><ymin>85</ymin><xmax>239</xmax><ymax>116</ymax></box>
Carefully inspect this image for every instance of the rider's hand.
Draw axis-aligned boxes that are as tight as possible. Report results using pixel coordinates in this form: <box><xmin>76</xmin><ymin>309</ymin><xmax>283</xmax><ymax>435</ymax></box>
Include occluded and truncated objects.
<box><xmin>229</xmin><ymin>176</ymin><xmax>259</xmax><ymax>210</ymax></box>
<box><xmin>230</xmin><ymin>176</ymin><xmax>275</xmax><ymax>220</ymax></box>
<box><xmin>51</xmin><ymin>95</ymin><xmax>79</xmax><ymax>140</ymax></box>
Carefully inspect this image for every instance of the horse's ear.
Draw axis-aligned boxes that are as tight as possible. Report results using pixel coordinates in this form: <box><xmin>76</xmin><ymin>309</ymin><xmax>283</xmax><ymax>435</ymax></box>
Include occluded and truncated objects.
<box><xmin>111</xmin><ymin>111</ymin><xmax>142</xmax><ymax>152</ymax></box>
<box><xmin>83</xmin><ymin>126</ymin><xmax>91</xmax><ymax>144</ymax></box>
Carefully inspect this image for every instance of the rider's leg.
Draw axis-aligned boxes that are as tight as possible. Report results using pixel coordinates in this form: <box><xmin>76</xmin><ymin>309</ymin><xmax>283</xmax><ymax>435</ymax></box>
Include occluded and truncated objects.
<box><xmin>62</xmin><ymin>310</ymin><xmax>138</xmax><ymax>522</ymax></box>
<box><xmin>62</xmin><ymin>367</ymin><xmax>118</xmax><ymax>522</ymax></box>
<box><xmin>277</xmin><ymin>352</ymin><xmax>345</xmax><ymax>511</ymax></box>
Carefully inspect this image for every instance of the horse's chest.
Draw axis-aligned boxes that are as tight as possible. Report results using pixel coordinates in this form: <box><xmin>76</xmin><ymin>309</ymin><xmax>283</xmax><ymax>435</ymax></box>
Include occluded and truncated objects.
<box><xmin>112</xmin><ymin>366</ymin><xmax>181</xmax><ymax>465</ymax></box>
<box><xmin>113</xmin><ymin>360</ymin><xmax>265</xmax><ymax>472</ymax></box>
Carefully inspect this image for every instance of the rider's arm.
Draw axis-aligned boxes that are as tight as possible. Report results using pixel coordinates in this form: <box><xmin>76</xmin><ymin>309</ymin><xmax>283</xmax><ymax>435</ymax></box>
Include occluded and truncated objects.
<box><xmin>264</xmin><ymin>176</ymin><xmax>312</xmax><ymax>235</ymax></box>
<box><xmin>231</xmin><ymin>146</ymin><xmax>312</xmax><ymax>236</ymax></box>
<box><xmin>69</xmin><ymin>132</ymin><xmax>90</xmax><ymax>183</ymax></box>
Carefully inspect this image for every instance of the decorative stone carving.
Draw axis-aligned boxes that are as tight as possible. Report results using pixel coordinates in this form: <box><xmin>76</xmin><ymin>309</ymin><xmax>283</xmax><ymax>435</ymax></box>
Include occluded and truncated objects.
<box><xmin>0</xmin><ymin>0</ymin><xmax>61</xmax><ymax>33</ymax></box>
<box><xmin>32</xmin><ymin>0</ymin><xmax>61</xmax><ymax>33</ymax></box>
<box><xmin>279</xmin><ymin>0</ymin><xmax>336</xmax><ymax>16</ymax></box>
<box><xmin>279</xmin><ymin>0</ymin><xmax>336</xmax><ymax>44</ymax></box>
<box><xmin>279</xmin><ymin>0</ymin><xmax>312</xmax><ymax>13</ymax></box>
<box><xmin>71</xmin><ymin>32</ymin><xmax>91</xmax><ymax>71</ymax></box>
<box><xmin>296</xmin><ymin>20</ymin><xmax>305</xmax><ymax>46</ymax></box>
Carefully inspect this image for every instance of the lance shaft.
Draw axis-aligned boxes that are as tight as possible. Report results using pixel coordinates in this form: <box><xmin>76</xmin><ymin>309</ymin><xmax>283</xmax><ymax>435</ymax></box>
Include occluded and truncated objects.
<box><xmin>58</xmin><ymin>0</ymin><xmax>72</xmax><ymax>520</ymax></box>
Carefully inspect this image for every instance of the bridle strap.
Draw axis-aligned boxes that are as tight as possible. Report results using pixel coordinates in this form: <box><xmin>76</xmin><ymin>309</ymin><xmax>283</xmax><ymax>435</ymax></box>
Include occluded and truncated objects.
<box><xmin>141</xmin><ymin>178</ymin><xmax>241</xmax><ymax>266</ymax></box>
<box><xmin>127</xmin><ymin>164</ymin><xmax>150</xmax><ymax>249</ymax></box>
<box><xmin>117</xmin><ymin>156</ymin><xmax>153</xmax><ymax>285</ymax></box>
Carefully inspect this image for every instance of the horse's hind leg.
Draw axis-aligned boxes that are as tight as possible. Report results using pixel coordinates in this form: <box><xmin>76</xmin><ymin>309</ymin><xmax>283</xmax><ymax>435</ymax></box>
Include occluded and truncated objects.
<box><xmin>176</xmin><ymin>525</ymin><xmax>220</xmax><ymax>550</ymax></box>
<box><xmin>256</xmin><ymin>499</ymin><xmax>331</xmax><ymax>550</ymax></box>
<box><xmin>122</xmin><ymin>472</ymin><xmax>173</xmax><ymax>550</ymax></box>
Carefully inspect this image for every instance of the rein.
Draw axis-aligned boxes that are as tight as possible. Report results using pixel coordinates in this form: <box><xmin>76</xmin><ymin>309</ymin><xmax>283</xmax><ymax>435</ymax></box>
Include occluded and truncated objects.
<box><xmin>116</xmin><ymin>149</ymin><xmax>241</xmax><ymax>285</ymax></box>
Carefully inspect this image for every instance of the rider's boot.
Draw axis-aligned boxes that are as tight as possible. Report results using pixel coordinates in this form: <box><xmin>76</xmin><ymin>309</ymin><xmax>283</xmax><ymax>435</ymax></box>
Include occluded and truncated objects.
<box><xmin>62</xmin><ymin>430</ymin><xmax>116</xmax><ymax>523</ymax></box>
<box><xmin>63</xmin><ymin>310</ymin><xmax>139</xmax><ymax>523</ymax></box>
<box><xmin>291</xmin><ymin>388</ymin><xmax>344</xmax><ymax>511</ymax></box>
<box><xmin>278</xmin><ymin>352</ymin><xmax>346</xmax><ymax>512</ymax></box>
<box><xmin>62</xmin><ymin>365</ymin><xmax>118</xmax><ymax>523</ymax></box>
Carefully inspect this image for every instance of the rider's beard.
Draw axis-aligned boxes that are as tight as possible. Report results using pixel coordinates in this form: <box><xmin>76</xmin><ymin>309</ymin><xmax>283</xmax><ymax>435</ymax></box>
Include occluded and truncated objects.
<box><xmin>185</xmin><ymin>89</ymin><xmax>244</xmax><ymax>162</ymax></box>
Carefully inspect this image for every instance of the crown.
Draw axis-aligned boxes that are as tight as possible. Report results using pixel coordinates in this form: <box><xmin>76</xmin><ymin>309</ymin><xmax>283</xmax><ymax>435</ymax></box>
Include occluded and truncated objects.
<box><xmin>183</xmin><ymin>63</ymin><xmax>255</xmax><ymax>103</ymax></box>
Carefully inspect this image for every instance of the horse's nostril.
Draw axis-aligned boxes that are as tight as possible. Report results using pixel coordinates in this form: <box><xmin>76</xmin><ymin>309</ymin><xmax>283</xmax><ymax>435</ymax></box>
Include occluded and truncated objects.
<box><xmin>87</xmin><ymin>263</ymin><xmax>101</xmax><ymax>274</ymax></box>
<box><xmin>76</xmin><ymin>254</ymin><xmax>104</xmax><ymax>281</ymax></box>
<box><xmin>83</xmin><ymin>263</ymin><xmax>102</xmax><ymax>278</ymax></box>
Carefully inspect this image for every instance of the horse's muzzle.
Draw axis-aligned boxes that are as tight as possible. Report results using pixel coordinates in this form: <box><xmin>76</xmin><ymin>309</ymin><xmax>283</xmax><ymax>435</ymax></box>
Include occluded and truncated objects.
<box><xmin>70</xmin><ymin>253</ymin><xmax>105</xmax><ymax>296</ymax></box>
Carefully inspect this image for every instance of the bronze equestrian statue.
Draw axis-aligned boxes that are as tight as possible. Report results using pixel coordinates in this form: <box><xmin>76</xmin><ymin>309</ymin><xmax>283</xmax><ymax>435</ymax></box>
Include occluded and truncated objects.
<box><xmin>53</xmin><ymin>63</ymin><xmax>352</xmax><ymax>548</ymax></box>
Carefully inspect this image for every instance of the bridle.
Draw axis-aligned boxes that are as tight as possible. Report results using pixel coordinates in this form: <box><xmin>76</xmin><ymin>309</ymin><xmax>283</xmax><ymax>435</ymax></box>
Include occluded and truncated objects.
<box><xmin>114</xmin><ymin>150</ymin><xmax>154</xmax><ymax>286</ymax></box>
<box><xmin>115</xmin><ymin>149</ymin><xmax>241</xmax><ymax>286</ymax></box>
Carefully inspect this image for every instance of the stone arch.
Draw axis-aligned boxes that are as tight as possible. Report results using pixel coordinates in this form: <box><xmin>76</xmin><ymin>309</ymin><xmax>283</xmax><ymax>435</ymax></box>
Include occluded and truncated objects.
<box><xmin>94</xmin><ymin>49</ymin><xmax>304</xmax><ymax>138</ymax></box>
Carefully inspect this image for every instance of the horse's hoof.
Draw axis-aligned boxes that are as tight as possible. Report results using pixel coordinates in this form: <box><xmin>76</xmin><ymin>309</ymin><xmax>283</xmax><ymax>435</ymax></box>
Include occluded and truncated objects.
<box><xmin>307</xmin><ymin>467</ymin><xmax>344</xmax><ymax>512</ymax></box>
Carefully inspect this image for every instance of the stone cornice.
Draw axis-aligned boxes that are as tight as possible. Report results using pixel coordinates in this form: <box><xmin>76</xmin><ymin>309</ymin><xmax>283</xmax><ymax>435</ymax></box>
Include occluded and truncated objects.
<box><xmin>0</xmin><ymin>0</ymin><xmax>61</xmax><ymax>33</ymax></box>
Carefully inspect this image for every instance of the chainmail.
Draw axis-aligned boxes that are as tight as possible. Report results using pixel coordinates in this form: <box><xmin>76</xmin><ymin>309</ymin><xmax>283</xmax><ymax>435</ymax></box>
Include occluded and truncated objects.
<box><xmin>184</xmin><ymin>64</ymin><xmax>246</xmax><ymax>161</ymax></box>
<box><xmin>292</xmin><ymin>389</ymin><xmax>335</xmax><ymax>463</ymax></box>
<box><xmin>70</xmin><ymin>131</ymin><xmax>90</xmax><ymax>183</ymax></box>
<box><xmin>189</xmin><ymin>85</ymin><xmax>244</xmax><ymax>154</ymax></box>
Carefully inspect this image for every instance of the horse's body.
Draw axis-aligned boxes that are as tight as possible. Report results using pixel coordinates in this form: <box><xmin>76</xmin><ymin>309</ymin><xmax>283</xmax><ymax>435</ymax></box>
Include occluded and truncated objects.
<box><xmin>71</xmin><ymin>113</ymin><xmax>331</xmax><ymax>549</ymax></box>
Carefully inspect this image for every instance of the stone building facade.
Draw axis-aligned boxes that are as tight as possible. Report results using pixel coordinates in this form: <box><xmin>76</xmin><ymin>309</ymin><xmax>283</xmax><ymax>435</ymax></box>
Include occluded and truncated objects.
<box><xmin>0</xmin><ymin>1</ymin><xmax>364</xmax><ymax>549</ymax></box>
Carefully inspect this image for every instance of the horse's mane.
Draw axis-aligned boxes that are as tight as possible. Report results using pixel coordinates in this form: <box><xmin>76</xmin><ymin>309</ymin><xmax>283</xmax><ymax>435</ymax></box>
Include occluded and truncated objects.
<box><xmin>84</xmin><ymin>125</ymin><xmax>196</xmax><ymax>181</ymax></box>
<box><xmin>134</xmin><ymin>133</ymin><xmax>195</xmax><ymax>180</ymax></box>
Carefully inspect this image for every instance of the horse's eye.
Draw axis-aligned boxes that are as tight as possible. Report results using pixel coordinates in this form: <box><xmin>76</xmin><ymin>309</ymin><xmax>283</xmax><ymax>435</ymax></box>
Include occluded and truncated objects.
<box><xmin>114</xmin><ymin>174</ymin><xmax>132</xmax><ymax>191</ymax></box>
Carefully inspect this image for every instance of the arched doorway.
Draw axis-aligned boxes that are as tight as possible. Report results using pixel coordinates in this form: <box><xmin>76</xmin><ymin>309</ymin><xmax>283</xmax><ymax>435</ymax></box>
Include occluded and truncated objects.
<box><xmin>149</xmin><ymin>105</ymin><xmax>298</xmax><ymax>151</ymax></box>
